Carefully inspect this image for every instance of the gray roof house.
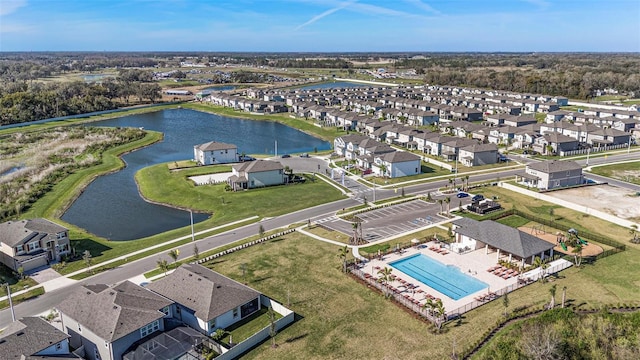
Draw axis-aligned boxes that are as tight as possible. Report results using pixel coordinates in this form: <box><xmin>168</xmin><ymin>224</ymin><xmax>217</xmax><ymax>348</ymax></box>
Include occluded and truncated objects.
<box><xmin>193</xmin><ymin>141</ymin><xmax>239</xmax><ymax>166</ymax></box>
<box><xmin>227</xmin><ymin>160</ymin><xmax>285</xmax><ymax>191</ymax></box>
<box><xmin>458</xmin><ymin>143</ymin><xmax>499</xmax><ymax>167</ymax></box>
<box><xmin>0</xmin><ymin>317</ymin><xmax>76</xmax><ymax>359</ymax></box>
<box><xmin>452</xmin><ymin>218</ymin><xmax>556</xmax><ymax>266</ymax></box>
<box><xmin>0</xmin><ymin>218</ymin><xmax>70</xmax><ymax>272</ymax></box>
<box><xmin>519</xmin><ymin>160</ymin><xmax>583</xmax><ymax>190</ymax></box>
<box><xmin>56</xmin><ymin>281</ymin><xmax>174</xmax><ymax>360</ymax></box>
<box><xmin>146</xmin><ymin>263</ymin><xmax>262</xmax><ymax>335</ymax></box>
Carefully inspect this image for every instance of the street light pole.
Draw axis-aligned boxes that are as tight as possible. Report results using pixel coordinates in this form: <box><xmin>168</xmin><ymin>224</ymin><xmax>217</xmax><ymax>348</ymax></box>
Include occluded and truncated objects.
<box><xmin>190</xmin><ymin>210</ymin><xmax>195</xmax><ymax>242</ymax></box>
<box><xmin>3</xmin><ymin>283</ymin><xmax>16</xmax><ymax>322</ymax></box>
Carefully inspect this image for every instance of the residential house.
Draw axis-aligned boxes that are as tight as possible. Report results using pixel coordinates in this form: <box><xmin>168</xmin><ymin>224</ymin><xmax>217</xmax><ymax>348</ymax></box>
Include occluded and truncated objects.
<box><xmin>587</xmin><ymin>128</ymin><xmax>632</xmax><ymax>148</ymax></box>
<box><xmin>146</xmin><ymin>264</ymin><xmax>261</xmax><ymax>336</ymax></box>
<box><xmin>441</xmin><ymin>138</ymin><xmax>479</xmax><ymax>161</ymax></box>
<box><xmin>373</xmin><ymin>151</ymin><xmax>421</xmax><ymax>178</ymax></box>
<box><xmin>333</xmin><ymin>134</ymin><xmax>369</xmax><ymax>157</ymax></box>
<box><xmin>193</xmin><ymin>141</ymin><xmax>238</xmax><ymax>165</ymax></box>
<box><xmin>458</xmin><ymin>143</ymin><xmax>499</xmax><ymax>167</ymax></box>
<box><xmin>533</xmin><ymin>133</ymin><xmax>579</xmax><ymax>155</ymax></box>
<box><xmin>451</xmin><ymin>218</ymin><xmax>556</xmax><ymax>267</ymax></box>
<box><xmin>0</xmin><ymin>317</ymin><xmax>75</xmax><ymax>359</ymax></box>
<box><xmin>227</xmin><ymin>160</ymin><xmax>285</xmax><ymax>190</ymax></box>
<box><xmin>0</xmin><ymin>218</ymin><xmax>70</xmax><ymax>272</ymax></box>
<box><xmin>56</xmin><ymin>281</ymin><xmax>174</xmax><ymax>360</ymax></box>
<box><xmin>519</xmin><ymin>160</ymin><xmax>583</xmax><ymax>190</ymax></box>
<box><xmin>503</xmin><ymin>115</ymin><xmax>537</xmax><ymax>128</ymax></box>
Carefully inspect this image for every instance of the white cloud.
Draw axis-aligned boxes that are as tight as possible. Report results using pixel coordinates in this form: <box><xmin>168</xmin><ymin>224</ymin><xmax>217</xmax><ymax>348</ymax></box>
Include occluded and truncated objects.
<box><xmin>403</xmin><ymin>0</ymin><xmax>441</xmax><ymax>15</ymax></box>
<box><xmin>0</xmin><ymin>0</ymin><xmax>27</xmax><ymax>16</ymax></box>
<box><xmin>295</xmin><ymin>0</ymin><xmax>358</xmax><ymax>31</ymax></box>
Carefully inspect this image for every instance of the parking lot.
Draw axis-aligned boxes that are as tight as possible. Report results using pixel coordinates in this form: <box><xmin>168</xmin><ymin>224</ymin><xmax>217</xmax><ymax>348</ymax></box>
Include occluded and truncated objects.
<box><xmin>314</xmin><ymin>199</ymin><xmax>452</xmax><ymax>242</ymax></box>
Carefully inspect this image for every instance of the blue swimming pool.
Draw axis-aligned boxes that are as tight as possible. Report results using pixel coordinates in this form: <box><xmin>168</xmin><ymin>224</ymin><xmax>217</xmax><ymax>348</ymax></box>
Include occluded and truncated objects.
<box><xmin>389</xmin><ymin>254</ymin><xmax>488</xmax><ymax>300</ymax></box>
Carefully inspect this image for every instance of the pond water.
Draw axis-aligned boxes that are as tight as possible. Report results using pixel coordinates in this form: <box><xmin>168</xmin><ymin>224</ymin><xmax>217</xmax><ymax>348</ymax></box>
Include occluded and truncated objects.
<box><xmin>61</xmin><ymin>108</ymin><xmax>330</xmax><ymax>240</ymax></box>
<box><xmin>203</xmin><ymin>85</ymin><xmax>236</xmax><ymax>92</ymax></box>
<box><xmin>0</xmin><ymin>166</ymin><xmax>23</xmax><ymax>177</ymax></box>
<box><xmin>298</xmin><ymin>81</ymin><xmax>368</xmax><ymax>90</ymax></box>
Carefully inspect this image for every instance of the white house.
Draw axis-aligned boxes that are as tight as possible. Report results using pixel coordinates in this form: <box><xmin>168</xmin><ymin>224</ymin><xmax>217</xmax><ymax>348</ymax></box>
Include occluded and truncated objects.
<box><xmin>227</xmin><ymin>160</ymin><xmax>285</xmax><ymax>190</ymax></box>
<box><xmin>373</xmin><ymin>151</ymin><xmax>421</xmax><ymax>178</ymax></box>
<box><xmin>194</xmin><ymin>141</ymin><xmax>238</xmax><ymax>165</ymax></box>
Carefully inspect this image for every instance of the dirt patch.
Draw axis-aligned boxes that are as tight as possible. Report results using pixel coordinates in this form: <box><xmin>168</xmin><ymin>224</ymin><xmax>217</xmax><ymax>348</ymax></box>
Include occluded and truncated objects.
<box><xmin>547</xmin><ymin>184</ymin><xmax>640</xmax><ymax>221</ymax></box>
<box><xmin>518</xmin><ymin>226</ymin><xmax>603</xmax><ymax>257</ymax></box>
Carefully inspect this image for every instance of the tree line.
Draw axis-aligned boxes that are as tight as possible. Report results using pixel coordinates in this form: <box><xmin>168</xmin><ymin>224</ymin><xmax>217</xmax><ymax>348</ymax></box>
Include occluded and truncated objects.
<box><xmin>0</xmin><ymin>71</ymin><xmax>161</xmax><ymax>125</ymax></box>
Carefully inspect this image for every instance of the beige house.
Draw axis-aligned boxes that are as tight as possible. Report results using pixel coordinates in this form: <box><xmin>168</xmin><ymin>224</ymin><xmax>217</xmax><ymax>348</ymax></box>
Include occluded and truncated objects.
<box><xmin>519</xmin><ymin>160</ymin><xmax>583</xmax><ymax>190</ymax></box>
<box><xmin>227</xmin><ymin>160</ymin><xmax>285</xmax><ymax>190</ymax></box>
<box><xmin>0</xmin><ymin>218</ymin><xmax>70</xmax><ymax>272</ymax></box>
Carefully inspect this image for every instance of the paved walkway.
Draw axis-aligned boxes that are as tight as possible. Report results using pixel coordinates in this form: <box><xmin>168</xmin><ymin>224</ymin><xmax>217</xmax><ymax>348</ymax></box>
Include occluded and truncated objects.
<box><xmin>0</xmin><ymin>216</ymin><xmax>259</xmax><ymax>303</ymax></box>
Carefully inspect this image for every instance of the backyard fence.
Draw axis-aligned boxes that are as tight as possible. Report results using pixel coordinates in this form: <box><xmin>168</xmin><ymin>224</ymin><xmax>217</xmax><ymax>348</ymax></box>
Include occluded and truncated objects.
<box><xmin>193</xmin><ymin>229</ymin><xmax>296</xmax><ymax>265</ymax></box>
<box><xmin>560</xmin><ymin>143</ymin><xmax>628</xmax><ymax>156</ymax></box>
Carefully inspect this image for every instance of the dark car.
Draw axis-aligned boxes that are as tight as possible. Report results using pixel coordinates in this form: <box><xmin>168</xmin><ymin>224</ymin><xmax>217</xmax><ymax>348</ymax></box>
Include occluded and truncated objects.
<box><xmin>281</xmin><ymin>154</ymin><xmax>291</xmax><ymax>158</ymax></box>
<box><xmin>471</xmin><ymin>194</ymin><xmax>484</xmax><ymax>202</ymax></box>
<box><xmin>239</xmin><ymin>155</ymin><xmax>256</xmax><ymax>162</ymax></box>
<box><xmin>456</xmin><ymin>192</ymin><xmax>469</xmax><ymax>198</ymax></box>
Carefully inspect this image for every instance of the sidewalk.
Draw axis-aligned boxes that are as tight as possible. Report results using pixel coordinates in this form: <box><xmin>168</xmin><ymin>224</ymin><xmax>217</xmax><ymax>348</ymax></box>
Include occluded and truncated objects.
<box><xmin>0</xmin><ymin>216</ymin><xmax>259</xmax><ymax>303</ymax></box>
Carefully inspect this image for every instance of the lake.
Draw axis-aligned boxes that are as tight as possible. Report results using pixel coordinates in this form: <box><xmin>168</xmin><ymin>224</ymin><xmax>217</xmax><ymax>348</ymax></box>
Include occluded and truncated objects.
<box><xmin>298</xmin><ymin>81</ymin><xmax>368</xmax><ymax>90</ymax></box>
<box><xmin>61</xmin><ymin>108</ymin><xmax>331</xmax><ymax>240</ymax></box>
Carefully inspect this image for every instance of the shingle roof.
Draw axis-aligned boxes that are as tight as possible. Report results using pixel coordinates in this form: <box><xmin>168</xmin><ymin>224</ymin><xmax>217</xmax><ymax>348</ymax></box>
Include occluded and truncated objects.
<box><xmin>460</xmin><ymin>143</ymin><xmax>498</xmax><ymax>153</ymax></box>
<box><xmin>146</xmin><ymin>264</ymin><xmax>260</xmax><ymax>322</ymax></box>
<box><xmin>0</xmin><ymin>218</ymin><xmax>67</xmax><ymax>248</ymax></box>
<box><xmin>381</xmin><ymin>151</ymin><xmax>421</xmax><ymax>163</ymax></box>
<box><xmin>232</xmin><ymin>160</ymin><xmax>283</xmax><ymax>173</ymax></box>
<box><xmin>195</xmin><ymin>141</ymin><xmax>237</xmax><ymax>151</ymax></box>
<box><xmin>527</xmin><ymin>160</ymin><xmax>582</xmax><ymax>173</ymax></box>
<box><xmin>0</xmin><ymin>317</ymin><xmax>70</xmax><ymax>359</ymax></box>
<box><xmin>56</xmin><ymin>281</ymin><xmax>173</xmax><ymax>342</ymax></box>
<box><xmin>452</xmin><ymin>218</ymin><xmax>555</xmax><ymax>259</ymax></box>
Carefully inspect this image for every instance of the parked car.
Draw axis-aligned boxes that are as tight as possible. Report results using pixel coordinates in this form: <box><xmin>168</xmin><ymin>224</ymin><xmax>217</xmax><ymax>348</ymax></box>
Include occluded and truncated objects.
<box><xmin>281</xmin><ymin>154</ymin><xmax>291</xmax><ymax>158</ymax></box>
<box><xmin>300</xmin><ymin>153</ymin><xmax>309</xmax><ymax>158</ymax></box>
<box><xmin>456</xmin><ymin>192</ymin><xmax>469</xmax><ymax>198</ymax></box>
<box><xmin>239</xmin><ymin>155</ymin><xmax>256</xmax><ymax>162</ymax></box>
<box><xmin>471</xmin><ymin>194</ymin><xmax>484</xmax><ymax>202</ymax></box>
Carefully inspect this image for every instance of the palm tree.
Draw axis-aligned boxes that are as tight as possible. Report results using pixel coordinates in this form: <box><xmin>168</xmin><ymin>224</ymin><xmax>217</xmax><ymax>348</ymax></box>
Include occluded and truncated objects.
<box><xmin>437</xmin><ymin>199</ymin><xmax>444</xmax><ymax>214</ymax></box>
<box><xmin>338</xmin><ymin>245</ymin><xmax>349</xmax><ymax>273</ymax></box>
<box><xmin>630</xmin><ymin>225</ymin><xmax>638</xmax><ymax>243</ymax></box>
<box><xmin>379</xmin><ymin>163</ymin><xmax>388</xmax><ymax>178</ymax></box>
<box><xmin>532</xmin><ymin>256</ymin><xmax>549</xmax><ymax>282</ymax></box>
<box><xmin>377</xmin><ymin>267</ymin><xmax>393</xmax><ymax>298</ymax></box>
<box><xmin>447</xmin><ymin>178</ymin><xmax>453</xmax><ymax>190</ymax></box>
<box><xmin>572</xmin><ymin>243</ymin><xmax>583</xmax><ymax>266</ymax></box>
<box><xmin>157</xmin><ymin>259</ymin><xmax>169</xmax><ymax>277</ymax></box>
<box><xmin>503</xmin><ymin>292</ymin><xmax>510</xmax><ymax>317</ymax></box>
<box><xmin>351</xmin><ymin>221</ymin><xmax>359</xmax><ymax>245</ymax></box>
<box><xmin>192</xmin><ymin>244</ymin><xmax>200</xmax><ymax>260</ymax></box>
<box><xmin>549</xmin><ymin>284</ymin><xmax>557</xmax><ymax>309</ymax></box>
<box><xmin>168</xmin><ymin>249</ymin><xmax>180</xmax><ymax>266</ymax></box>
<box><xmin>423</xmin><ymin>298</ymin><xmax>446</xmax><ymax>331</ymax></box>
<box><xmin>464</xmin><ymin>175</ymin><xmax>470</xmax><ymax>191</ymax></box>
<box><xmin>444</xmin><ymin>196</ymin><xmax>451</xmax><ymax>215</ymax></box>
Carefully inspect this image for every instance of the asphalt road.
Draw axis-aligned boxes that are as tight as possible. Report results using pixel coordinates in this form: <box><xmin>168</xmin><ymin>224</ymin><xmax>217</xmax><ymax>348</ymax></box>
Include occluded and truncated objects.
<box><xmin>2</xmin><ymin>150</ymin><xmax>639</xmax><ymax>327</ymax></box>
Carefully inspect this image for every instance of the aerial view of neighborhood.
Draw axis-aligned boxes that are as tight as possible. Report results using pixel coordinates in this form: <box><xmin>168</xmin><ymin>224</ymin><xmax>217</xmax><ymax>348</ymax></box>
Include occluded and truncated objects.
<box><xmin>1</xmin><ymin>0</ymin><xmax>640</xmax><ymax>359</ymax></box>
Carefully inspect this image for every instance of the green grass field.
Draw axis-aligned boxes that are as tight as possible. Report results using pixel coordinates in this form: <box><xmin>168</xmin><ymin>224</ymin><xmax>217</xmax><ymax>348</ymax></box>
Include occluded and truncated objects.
<box><xmin>588</xmin><ymin>161</ymin><xmax>640</xmax><ymax>185</ymax></box>
<box><xmin>196</xmin><ymin>230</ymin><xmax>640</xmax><ymax>359</ymax></box>
<box><xmin>135</xmin><ymin>163</ymin><xmax>345</xmax><ymax>225</ymax></box>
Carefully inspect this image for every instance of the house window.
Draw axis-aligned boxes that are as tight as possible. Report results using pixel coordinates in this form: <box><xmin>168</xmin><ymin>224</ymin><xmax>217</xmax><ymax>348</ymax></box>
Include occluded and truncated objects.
<box><xmin>78</xmin><ymin>324</ymin><xmax>82</xmax><ymax>332</ymax></box>
<box><xmin>233</xmin><ymin>308</ymin><xmax>239</xmax><ymax>318</ymax></box>
<box><xmin>104</xmin><ymin>341</ymin><xmax>108</xmax><ymax>348</ymax></box>
<box><xmin>56</xmin><ymin>342</ymin><xmax>62</xmax><ymax>350</ymax></box>
<box><xmin>57</xmin><ymin>232</ymin><xmax>66</xmax><ymax>240</ymax></box>
<box><xmin>27</xmin><ymin>242</ymin><xmax>40</xmax><ymax>252</ymax></box>
<box><xmin>161</xmin><ymin>306</ymin><xmax>170</xmax><ymax>317</ymax></box>
<box><xmin>140</xmin><ymin>320</ymin><xmax>160</xmax><ymax>338</ymax></box>
<box><xmin>208</xmin><ymin>318</ymin><xmax>216</xmax><ymax>330</ymax></box>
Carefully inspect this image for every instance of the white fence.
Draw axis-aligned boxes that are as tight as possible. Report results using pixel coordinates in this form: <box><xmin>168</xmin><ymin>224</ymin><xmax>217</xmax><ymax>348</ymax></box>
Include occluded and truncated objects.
<box><xmin>500</xmin><ymin>182</ymin><xmax>640</xmax><ymax>230</ymax></box>
<box><xmin>215</xmin><ymin>295</ymin><xmax>295</xmax><ymax>360</ymax></box>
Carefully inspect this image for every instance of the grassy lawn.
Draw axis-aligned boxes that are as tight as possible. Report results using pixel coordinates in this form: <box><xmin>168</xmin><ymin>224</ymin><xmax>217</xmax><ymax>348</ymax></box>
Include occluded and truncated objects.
<box><xmin>305</xmin><ymin>226</ymin><xmax>352</xmax><ymax>244</ymax></box>
<box><xmin>588</xmin><ymin>161</ymin><xmax>640</xmax><ymax>185</ymax></box>
<box><xmin>220</xmin><ymin>307</ymin><xmax>283</xmax><ymax>345</ymax></box>
<box><xmin>196</xmin><ymin>231</ymin><xmax>640</xmax><ymax>359</ymax></box>
<box><xmin>136</xmin><ymin>163</ymin><xmax>345</xmax><ymax>226</ymax></box>
<box><xmin>0</xmin><ymin>287</ymin><xmax>45</xmax><ymax>310</ymax></box>
<box><xmin>0</xmin><ymin>266</ymin><xmax>39</xmax><ymax>293</ymax></box>
<box><xmin>182</xmin><ymin>103</ymin><xmax>346</xmax><ymax>142</ymax></box>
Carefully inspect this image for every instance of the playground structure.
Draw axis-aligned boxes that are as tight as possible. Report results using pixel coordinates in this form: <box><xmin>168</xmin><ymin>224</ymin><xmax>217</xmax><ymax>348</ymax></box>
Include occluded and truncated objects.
<box><xmin>518</xmin><ymin>226</ymin><xmax>604</xmax><ymax>257</ymax></box>
<box><xmin>530</xmin><ymin>225</ymin><xmax>546</xmax><ymax>235</ymax></box>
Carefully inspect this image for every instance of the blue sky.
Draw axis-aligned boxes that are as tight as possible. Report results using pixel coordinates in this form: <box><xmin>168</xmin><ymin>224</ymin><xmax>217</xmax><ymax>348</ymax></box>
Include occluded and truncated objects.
<box><xmin>1</xmin><ymin>0</ymin><xmax>639</xmax><ymax>52</ymax></box>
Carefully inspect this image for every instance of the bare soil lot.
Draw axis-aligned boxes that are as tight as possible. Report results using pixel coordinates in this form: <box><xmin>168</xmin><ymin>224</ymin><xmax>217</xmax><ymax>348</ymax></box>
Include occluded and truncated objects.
<box><xmin>547</xmin><ymin>184</ymin><xmax>640</xmax><ymax>222</ymax></box>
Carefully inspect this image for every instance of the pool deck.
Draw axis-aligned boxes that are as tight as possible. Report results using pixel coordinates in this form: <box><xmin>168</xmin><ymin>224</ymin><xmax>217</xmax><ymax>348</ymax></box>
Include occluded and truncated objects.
<box><xmin>365</xmin><ymin>242</ymin><xmax>520</xmax><ymax>312</ymax></box>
